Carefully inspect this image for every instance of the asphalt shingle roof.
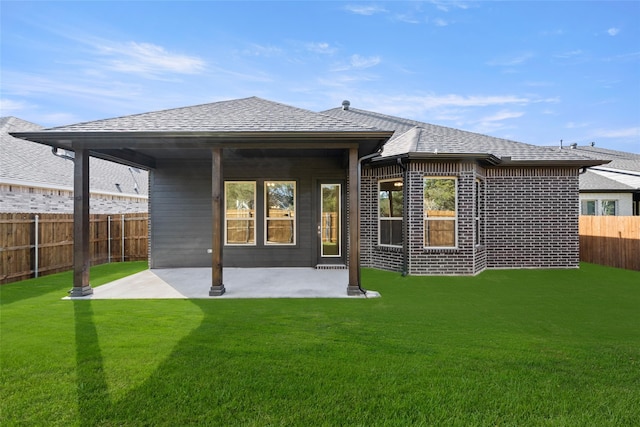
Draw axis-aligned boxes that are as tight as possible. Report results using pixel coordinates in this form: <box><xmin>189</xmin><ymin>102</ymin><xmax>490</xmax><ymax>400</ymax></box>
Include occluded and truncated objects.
<box><xmin>560</xmin><ymin>145</ymin><xmax>640</xmax><ymax>172</ymax></box>
<box><xmin>1</xmin><ymin>116</ymin><xmax>148</xmax><ymax>196</ymax></box>
<box><xmin>322</xmin><ymin>106</ymin><xmax>603</xmax><ymax>163</ymax></box>
<box><xmin>46</xmin><ymin>97</ymin><xmax>381</xmax><ymax>133</ymax></box>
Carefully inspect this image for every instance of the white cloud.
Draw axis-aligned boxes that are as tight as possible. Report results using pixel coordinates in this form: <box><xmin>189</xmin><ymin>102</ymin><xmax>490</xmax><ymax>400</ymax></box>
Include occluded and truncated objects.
<box><xmin>554</xmin><ymin>49</ymin><xmax>584</xmax><ymax>59</ymax></box>
<box><xmin>240</xmin><ymin>43</ymin><xmax>283</xmax><ymax>58</ymax></box>
<box><xmin>565</xmin><ymin>121</ymin><xmax>590</xmax><ymax>129</ymax></box>
<box><xmin>0</xmin><ymin>98</ymin><xmax>31</xmax><ymax>116</ymax></box>
<box><xmin>415</xmin><ymin>94</ymin><xmax>532</xmax><ymax>109</ymax></box>
<box><xmin>607</xmin><ymin>27</ymin><xmax>620</xmax><ymax>36</ymax></box>
<box><xmin>306</xmin><ymin>42</ymin><xmax>337</xmax><ymax>55</ymax></box>
<box><xmin>593</xmin><ymin>127</ymin><xmax>640</xmax><ymax>139</ymax></box>
<box><xmin>432</xmin><ymin>18</ymin><xmax>449</xmax><ymax>27</ymax></box>
<box><xmin>350</xmin><ymin>54</ymin><xmax>381</xmax><ymax>69</ymax></box>
<box><xmin>97</xmin><ymin>41</ymin><xmax>206</xmax><ymax>76</ymax></box>
<box><xmin>428</xmin><ymin>0</ymin><xmax>470</xmax><ymax>12</ymax></box>
<box><xmin>479</xmin><ymin>110</ymin><xmax>524</xmax><ymax>122</ymax></box>
<box><xmin>487</xmin><ymin>52</ymin><xmax>534</xmax><ymax>67</ymax></box>
<box><xmin>344</xmin><ymin>4</ymin><xmax>387</xmax><ymax>15</ymax></box>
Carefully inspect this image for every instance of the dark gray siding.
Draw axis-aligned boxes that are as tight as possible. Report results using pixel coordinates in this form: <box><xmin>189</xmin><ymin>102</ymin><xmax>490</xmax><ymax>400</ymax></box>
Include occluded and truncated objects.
<box><xmin>150</xmin><ymin>150</ymin><xmax>347</xmax><ymax>268</ymax></box>
<box><xmin>223</xmin><ymin>151</ymin><xmax>346</xmax><ymax>267</ymax></box>
<box><xmin>150</xmin><ymin>159</ymin><xmax>212</xmax><ymax>268</ymax></box>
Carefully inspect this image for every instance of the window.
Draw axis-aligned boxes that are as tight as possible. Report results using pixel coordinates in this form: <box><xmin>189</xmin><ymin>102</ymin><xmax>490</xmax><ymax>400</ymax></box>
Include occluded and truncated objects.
<box><xmin>475</xmin><ymin>179</ymin><xmax>483</xmax><ymax>246</ymax></box>
<box><xmin>265</xmin><ymin>181</ymin><xmax>296</xmax><ymax>245</ymax></box>
<box><xmin>424</xmin><ymin>177</ymin><xmax>457</xmax><ymax>247</ymax></box>
<box><xmin>601</xmin><ymin>200</ymin><xmax>617</xmax><ymax>216</ymax></box>
<box><xmin>581</xmin><ymin>199</ymin><xmax>618</xmax><ymax>216</ymax></box>
<box><xmin>225</xmin><ymin>181</ymin><xmax>256</xmax><ymax>245</ymax></box>
<box><xmin>378</xmin><ymin>179</ymin><xmax>403</xmax><ymax>246</ymax></box>
<box><xmin>581</xmin><ymin>200</ymin><xmax>596</xmax><ymax>216</ymax></box>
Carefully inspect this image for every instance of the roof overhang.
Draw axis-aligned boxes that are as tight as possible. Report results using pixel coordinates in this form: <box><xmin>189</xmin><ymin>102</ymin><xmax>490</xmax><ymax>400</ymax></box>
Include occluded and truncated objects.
<box><xmin>373</xmin><ymin>152</ymin><xmax>502</xmax><ymax>166</ymax></box>
<box><xmin>11</xmin><ymin>130</ymin><xmax>394</xmax><ymax>170</ymax></box>
<box><xmin>498</xmin><ymin>157</ymin><xmax>611</xmax><ymax>168</ymax></box>
<box><xmin>369</xmin><ymin>152</ymin><xmax>611</xmax><ymax>168</ymax></box>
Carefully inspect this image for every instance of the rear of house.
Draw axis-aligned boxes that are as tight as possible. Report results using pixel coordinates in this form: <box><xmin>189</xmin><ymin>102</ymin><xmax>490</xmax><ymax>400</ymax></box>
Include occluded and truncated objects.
<box><xmin>11</xmin><ymin>97</ymin><xmax>606</xmax><ymax>296</ymax></box>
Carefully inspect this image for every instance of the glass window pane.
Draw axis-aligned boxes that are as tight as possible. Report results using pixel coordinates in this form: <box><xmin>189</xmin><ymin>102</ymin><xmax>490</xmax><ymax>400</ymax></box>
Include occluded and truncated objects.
<box><xmin>581</xmin><ymin>200</ymin><xmax>596</xmax><ymax>215</ymax></box>
<box><xmin>265</xmin><ymin>181</ymin><xmax>296</xmax><ymax>245</ymax></box>
<box><xmin>225</xmin><ymin>182</ymin><xmax>255</xmax><ymax>245</ymax></box>
<box><xmin>425</xmin><ymin>219</ymin><xmax>456</xmax><ymax>247</ymax></box>
<box><xmin>379</xmin><ymin>180</ymin><xmax>403</xmax><ymax>217</ymax></box>
<box><xmin>379</xmin><ymin>179</ymin><xmax>403</xmax><ymax>247</ymax></box>
<box><xmin>226</xmin><ymin>220</ymin><xmax>255</xmax><ymax>244</ymax></box>
<box><xmin>424</xmin><ymin>177</ymin><xmax>457</xmax><ymax>247</ymax></box>
<box><xmin>601</xmin><ymin>200</ymin><xmax>616</xmax><ymax>216</ymax></box>
<box><xmin>321</xmin><ymin>184</ymin><xmax>341</xmax><ymax>257</ymax></box>
<box><xmin>424</xmin><ymin>178</ymin><xmax>456</xmax><ymax>216</ymax></box>
<box><xmin>266</xmin><ymin>219</ymin><xmax>294</xmax><ymax>244</ymax></box>
<box><xmin>390</xmin><ymin>219</ymin><xmax>403</xmax><ymax>246</ymax></box>
<box><xmin>266</xmin><ymin>182</ymin><xmax>295</xmax><ymax>217</ymax></box>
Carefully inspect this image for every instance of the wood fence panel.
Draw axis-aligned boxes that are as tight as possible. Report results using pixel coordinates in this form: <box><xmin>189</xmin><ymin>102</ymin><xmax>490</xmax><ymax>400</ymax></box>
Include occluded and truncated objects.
<box><xmin>0</xmin><ymin>213</ymin><xmax>32</xmax><ymax>282</ymax></box>
<box><xmin>0</xmin><ymin>213</ymin><xmax>149</xmax><ymax>284</ymax></box>
<box><xmin>579</xmin><ymin>216</ymin><xmax>640</xmax><ymax>271</ymax></box>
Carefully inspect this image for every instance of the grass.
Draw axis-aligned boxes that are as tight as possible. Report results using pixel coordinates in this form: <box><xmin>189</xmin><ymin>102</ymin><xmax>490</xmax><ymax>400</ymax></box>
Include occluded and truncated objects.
<box><xmin>1</xmin><ymin>262</ymin><xmax>639</xmax><ymax>426</ymax></box>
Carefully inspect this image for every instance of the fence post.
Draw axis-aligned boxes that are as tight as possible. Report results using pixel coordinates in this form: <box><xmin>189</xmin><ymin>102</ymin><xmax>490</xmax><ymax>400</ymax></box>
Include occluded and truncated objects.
<box><xmin>34</xmin><ymin>214</ymin><xmax>39</xmax><ymax>278</ymax></box>
<box><xmin>108</xmin><ymin>215</ymin><xmax>111</xmax><ymax>263</ymax></box>
<box><xmin>121</xmin><ymin>214</ymin><xmax>125</xmax><ymax>262</ymax></box>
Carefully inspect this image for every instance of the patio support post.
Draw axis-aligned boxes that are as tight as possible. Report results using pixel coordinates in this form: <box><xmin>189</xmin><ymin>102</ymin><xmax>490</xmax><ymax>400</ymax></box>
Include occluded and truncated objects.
<box><xmin>70</xmin><ymin>146</ymin><xmax>93</xmax><ymax>297</ymax></box>
<box><xmin>347</xmin><ymin>147</ymin><xmax>362</xmax><ymax>295</ymax></box>
<box><xmin>209</xmin><ymin>147</ymin><xmax>226</xmax><ymax>296</ymax></box>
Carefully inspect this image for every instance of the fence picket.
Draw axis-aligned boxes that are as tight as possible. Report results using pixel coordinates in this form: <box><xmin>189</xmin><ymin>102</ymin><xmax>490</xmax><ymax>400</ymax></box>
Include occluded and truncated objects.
<box><xmin>1</xmin><ymin>213</ymin><xmax>148</xmax><ymax>284</ymax></box>
<box><xmin>579</xmin><ymin>216</ymin><xmax>640</xmax><ymax>271</ymax></box>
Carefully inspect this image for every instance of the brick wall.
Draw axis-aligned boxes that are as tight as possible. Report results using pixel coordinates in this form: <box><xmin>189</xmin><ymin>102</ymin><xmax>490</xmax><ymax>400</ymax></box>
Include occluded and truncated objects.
<box><xmin>362</xmin><ymin>162</ymin><xmax>579</xmax><ymax>275</ymax></box>
<box><xmin>484</xmin><ymin>167</ymin><xmax>580</xmax><ymax>269</ymax></box>
<box><xmin>0</xmin><ymin>185</ymin><xmax>148</xmax><ymax>214</ymax></box>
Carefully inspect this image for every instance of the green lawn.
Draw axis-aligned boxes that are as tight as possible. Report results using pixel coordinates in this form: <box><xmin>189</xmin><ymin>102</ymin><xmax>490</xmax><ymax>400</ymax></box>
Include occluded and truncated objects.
<box><xmin>1</xmin><ymin>262</ymin><xmax>639</xmax><ymax>426</ymax></box>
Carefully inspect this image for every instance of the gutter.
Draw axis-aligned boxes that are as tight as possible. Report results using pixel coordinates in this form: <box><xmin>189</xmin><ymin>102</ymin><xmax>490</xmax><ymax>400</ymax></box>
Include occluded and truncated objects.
<box><xmin>355</xmin><ymin>149</ymin><xmax>383</xmax><ymax>296</ymax></box>
<box><xmin>397</xmin><ymin>158</ymin><xmax>409</xmax><ymax>276</ymax></box>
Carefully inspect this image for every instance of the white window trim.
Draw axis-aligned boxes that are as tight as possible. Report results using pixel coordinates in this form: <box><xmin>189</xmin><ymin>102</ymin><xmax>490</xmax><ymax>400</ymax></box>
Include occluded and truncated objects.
<box><xmin>474</xmin><ymin>178</ymin><xmax>483</xmax><ymax>247</ymax></box>
<box><xmin>264</xmin><ymin>180</ymin><xmax>296</xmax><ymax>246</ymax></box>
<box><xmin>321</xmin><ymin>183</ymin><xmax>342</xmax><ymax>258</ymax></box>
<box><xmin>224</xmin><ymin>181</ymin><xmax>256</xmax><ymax>246</ymax></box>
<box><xmin>581</xmin><ymin>198</ymin><xmax>619</xmax><ymax>216</ymax></box>
<box><xmin>424</xmin><ymin>176</ymin><xmax>458</xmax><ymax>249</ymax></box>
<box><xmin>378</xmin><ymin>178</ymin><xmax>403</xmax><ymax>248</ymax></box>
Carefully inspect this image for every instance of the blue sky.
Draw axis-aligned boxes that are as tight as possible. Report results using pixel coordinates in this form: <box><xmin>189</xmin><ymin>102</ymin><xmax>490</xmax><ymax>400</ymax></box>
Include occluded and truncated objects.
<box><xmin>1</xmin><ymin>1</ymin><xmax>639</xmax><ymax>152</ymax></box>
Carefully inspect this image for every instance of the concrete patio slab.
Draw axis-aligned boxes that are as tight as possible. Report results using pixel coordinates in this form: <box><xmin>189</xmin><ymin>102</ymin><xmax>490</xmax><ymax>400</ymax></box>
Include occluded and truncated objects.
<box><xmin>64</xmin><ymin>268</ymin><xmax>381</xmax><ymax>299</ymax></box>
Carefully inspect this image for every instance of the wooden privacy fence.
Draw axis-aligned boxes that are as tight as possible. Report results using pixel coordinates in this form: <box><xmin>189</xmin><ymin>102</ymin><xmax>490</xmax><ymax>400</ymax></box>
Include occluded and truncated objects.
<box><xmin>0</xmin><ymin>213</ymin><xmax>148</xmax><ymax>284</ymax></box>
<box><xmin>579</xmin><ymin>216</ymin><xmax>640</xmax><ymax>271</ymax></box>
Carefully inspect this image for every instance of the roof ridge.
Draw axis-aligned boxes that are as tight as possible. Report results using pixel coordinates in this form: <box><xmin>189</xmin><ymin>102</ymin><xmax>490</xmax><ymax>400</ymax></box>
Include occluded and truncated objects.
<box><xmin>45</xmin><ymin>96</ymin><xmax>262</xmax><ymax>130</ymax></box>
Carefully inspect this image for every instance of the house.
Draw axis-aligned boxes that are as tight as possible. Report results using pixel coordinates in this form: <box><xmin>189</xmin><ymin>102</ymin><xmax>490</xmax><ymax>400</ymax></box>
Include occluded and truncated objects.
<box><xmin>1</xmin><ymin>116</ymin><xmax>148</xmax><ymax>214</ymax></box>
<box><xmin>10</xmin><ymin>97</ymin><xmax>606</xmax><ymax>296</ymax></box>
<box><xmin>555</xmin><ymin>144</ymin><xmax>639</xmax><ymax>216</ymax></box>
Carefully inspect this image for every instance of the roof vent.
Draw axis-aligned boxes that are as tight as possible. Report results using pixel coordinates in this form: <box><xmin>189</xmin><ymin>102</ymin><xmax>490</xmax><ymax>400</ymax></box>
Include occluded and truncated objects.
<box><xmin>570</xmin><ymin>143</ymin><xmax>578</xmax><ymax>149</ymax></box>
<box><xmin>341</xmin><ymin>100</ymin><xmax>350</xmax><ymax>111</ymax></box>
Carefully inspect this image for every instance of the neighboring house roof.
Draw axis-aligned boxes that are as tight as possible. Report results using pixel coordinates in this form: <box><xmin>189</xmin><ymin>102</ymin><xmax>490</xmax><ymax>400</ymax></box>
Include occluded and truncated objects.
<box><xmin>1</xmin><ymin>116</ymin><xmax>148</xmax><ymax>197</ymax></box>
<box><xmin>556</xmin><ymin>145</ymin><xmax>640</xmax><ymax>192</ymax></box>
<box><xmin>322</xmin><ymin>104</ymin><xmax>605</xmax><ymax>166</ymax></box>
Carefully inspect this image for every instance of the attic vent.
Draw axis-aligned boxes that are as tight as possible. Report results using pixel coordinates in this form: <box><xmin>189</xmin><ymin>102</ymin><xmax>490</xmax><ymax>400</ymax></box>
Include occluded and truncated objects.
<box><xmin>341</xmin><ymin>100</ymin><xmax>350</xmax><ymax>111</ymax></box>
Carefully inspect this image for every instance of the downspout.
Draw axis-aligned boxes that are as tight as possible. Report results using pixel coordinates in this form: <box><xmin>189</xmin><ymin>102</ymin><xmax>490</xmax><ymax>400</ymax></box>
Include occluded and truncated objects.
<box><xmin>397</xmin><ymin>158</ymin><xmax>409</xmax><ymax>276</ymax></box>
<box><xmin>356</xmin><ymin>149</ymin><xmax>382</xmax><ymax>295</ymax></box>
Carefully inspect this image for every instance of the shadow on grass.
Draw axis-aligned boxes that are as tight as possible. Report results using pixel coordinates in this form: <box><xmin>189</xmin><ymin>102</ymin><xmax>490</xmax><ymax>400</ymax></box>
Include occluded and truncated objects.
<box><xmin>72</xmin><ymin>299</ymin><xmax>375</xmax><ymax>426</ymax></box>
<box><xmin>0</xmin><ymin>272</ymin><xmax>73</xmax><ymax>306</ymax></box>
<box><xmin>74</xmin><ymin>301</ymin><xmax>112</xmax><ymax>426</ymax></box>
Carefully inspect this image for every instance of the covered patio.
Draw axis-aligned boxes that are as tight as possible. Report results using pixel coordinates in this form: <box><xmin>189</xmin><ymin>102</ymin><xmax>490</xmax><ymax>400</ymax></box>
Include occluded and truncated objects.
<box><xmin>64</xmin><ymin>267</ymin><xmax>380</xmax><ymax>299</ymax></box>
